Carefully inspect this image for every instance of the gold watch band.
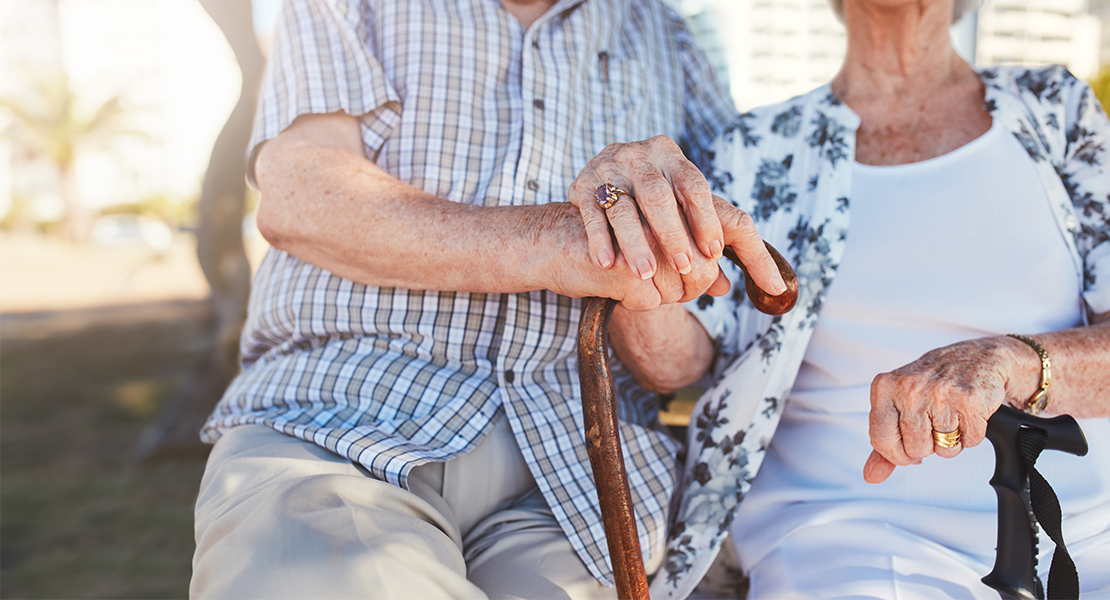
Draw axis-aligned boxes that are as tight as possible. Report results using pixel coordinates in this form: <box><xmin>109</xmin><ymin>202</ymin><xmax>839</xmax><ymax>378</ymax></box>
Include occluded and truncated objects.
<box><xmin>1007</xmin><ymin>334</ymin><xmax>1052</xmax><ymax>416</ymax></box>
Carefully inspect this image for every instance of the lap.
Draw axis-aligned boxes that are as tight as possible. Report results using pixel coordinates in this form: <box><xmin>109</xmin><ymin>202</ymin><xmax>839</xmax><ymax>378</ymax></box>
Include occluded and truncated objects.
<box><xmin>192</xmin><ymin>424</ymin><xmax>480</xmax><ymax>599</ymax></box>
<box><xmin>465</xmin><ymin>488</ymin><xmax>618</xmax><ymax>600</ymax></box>
<box><xmin>191</xmin><ymin>415</ymin><xmax>623</xmax><ymax>600</ymax></box>
<box><xmin>746</xmin><ymin>518</ymin><xmax>1110</xmax><ymax>600</ymax></box>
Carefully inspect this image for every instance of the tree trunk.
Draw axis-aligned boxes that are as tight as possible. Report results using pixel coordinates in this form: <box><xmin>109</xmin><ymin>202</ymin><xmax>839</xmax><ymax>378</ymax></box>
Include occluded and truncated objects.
<box><xmin>135</xmin><ymin>0</ymin><xmax>265</xmax><ymax>462</ymax></box>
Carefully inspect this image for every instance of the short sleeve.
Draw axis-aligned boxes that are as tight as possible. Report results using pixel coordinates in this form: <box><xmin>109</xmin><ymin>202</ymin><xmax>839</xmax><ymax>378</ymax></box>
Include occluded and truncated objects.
<box><xmin>1059</xmin><ymin>74</ymin><xmax>1110</xmax><ymax>316</ymax></box>
<box><xmin>247</xmin><ymin>0</ymin><xmax>401</xmax><ymax>186</ymax></box>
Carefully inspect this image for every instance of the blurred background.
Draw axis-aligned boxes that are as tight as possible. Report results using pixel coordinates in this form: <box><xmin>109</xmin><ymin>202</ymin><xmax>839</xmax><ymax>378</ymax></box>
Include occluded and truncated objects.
<box><xmin>1</xmin><ymin>0</ymin><xmax>1108</xmax><ymax>598</ymax></box>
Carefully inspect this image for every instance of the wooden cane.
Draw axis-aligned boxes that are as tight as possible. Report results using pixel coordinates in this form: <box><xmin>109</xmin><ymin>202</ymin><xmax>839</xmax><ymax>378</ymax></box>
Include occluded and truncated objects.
<box><xmin>577</xmin><ymin>242</ymin><xmax>798</xmax><ymax>600</ymax></box>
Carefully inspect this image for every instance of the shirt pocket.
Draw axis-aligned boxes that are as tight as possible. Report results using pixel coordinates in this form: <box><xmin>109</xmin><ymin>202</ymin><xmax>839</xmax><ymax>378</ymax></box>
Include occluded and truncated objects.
<box><xmin>584</xmin><ymin>51</ymin><xmax>649</xmax><ymax>156</ymax></box>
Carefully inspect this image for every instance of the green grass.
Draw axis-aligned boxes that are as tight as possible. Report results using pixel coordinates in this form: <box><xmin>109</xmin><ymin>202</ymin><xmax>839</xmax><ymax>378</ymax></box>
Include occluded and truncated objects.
<box><xmin>2</xmin><ymin>301</ymin><xmax>211</xmax><ymax>599</ymax></box>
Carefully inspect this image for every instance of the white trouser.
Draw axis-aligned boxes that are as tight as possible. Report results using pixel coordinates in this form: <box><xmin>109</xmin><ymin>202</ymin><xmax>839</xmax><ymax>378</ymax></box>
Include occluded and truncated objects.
<box><xmin>745</xmin><ymin>518</ymin><xmax>1110</xmax><ymax>599</ymax></box>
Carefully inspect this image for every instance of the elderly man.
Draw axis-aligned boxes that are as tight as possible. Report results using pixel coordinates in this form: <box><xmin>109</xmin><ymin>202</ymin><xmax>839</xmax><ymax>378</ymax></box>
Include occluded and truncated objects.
<box><xmin>188</xmin><ymin>1</ymin><xmax>784</xmax><ymax>598</ymax></box>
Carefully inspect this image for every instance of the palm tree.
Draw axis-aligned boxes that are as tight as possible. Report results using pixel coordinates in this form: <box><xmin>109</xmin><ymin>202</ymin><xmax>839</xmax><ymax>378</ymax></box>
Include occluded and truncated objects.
<box><xmin>0</xmin><ymin>72</ymin><xmax>141</xmax><ymax>242</ymax></box>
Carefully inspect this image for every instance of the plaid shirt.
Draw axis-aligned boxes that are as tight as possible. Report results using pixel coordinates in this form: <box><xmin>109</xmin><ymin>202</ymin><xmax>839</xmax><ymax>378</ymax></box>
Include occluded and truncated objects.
<box><xmin>202</xmin><ymin>0</ymin><xmax>735</xmax><ymax>584</ymax></box>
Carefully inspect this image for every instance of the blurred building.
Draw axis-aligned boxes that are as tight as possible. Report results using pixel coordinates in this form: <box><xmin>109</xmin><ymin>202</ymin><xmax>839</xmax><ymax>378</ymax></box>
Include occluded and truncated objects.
<box><xmin>668</xmin><ymin>0</ymin><xmax>847</xmax><ymax>110</ymax></box>
<box><xmin>0</xmin><ymin>0</ymin><xmax>241</xmax><ymax>224</ymax></box>
<box><xmin>978</xmin><ymin>0</ymin><xmax>1102</xmax><ymax>78</ymax></box>
<box><xmin>667</xmin><ymin>0</ymin><xmax>1103</xmax><ymax>110</ymax></box>
<box><xmin>1082</xmin><ymin>0</ymin><xmax>1110</xmax><ymax>65</ymax></box>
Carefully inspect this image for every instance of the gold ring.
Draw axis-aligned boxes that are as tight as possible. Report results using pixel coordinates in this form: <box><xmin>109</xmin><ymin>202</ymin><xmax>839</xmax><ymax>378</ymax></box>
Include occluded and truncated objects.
<box><xmin>933</xmin><ymin>428</ymin><xmax>961</xmax><ymax>449</ymax></box>
<box><xmin>596</xmin><ymin>183</ymin><xmax>629</xmax><ymax>210</ymax></box>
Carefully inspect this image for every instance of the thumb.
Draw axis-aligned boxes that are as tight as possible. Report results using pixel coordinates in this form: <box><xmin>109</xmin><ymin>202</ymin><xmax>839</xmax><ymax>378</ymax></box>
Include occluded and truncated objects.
<box><xmin>705</xmin><ymin>266</ymin><xmax>732</xmax><ymax>297</ymax></box>
<box><xmin>863</xmin><ymin>450</ymin><xmax>897</xmax><ymax>484</ymax></box>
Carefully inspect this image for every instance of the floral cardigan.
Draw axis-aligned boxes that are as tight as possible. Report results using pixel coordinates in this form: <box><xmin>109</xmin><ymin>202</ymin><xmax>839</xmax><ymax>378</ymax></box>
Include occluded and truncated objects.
<box><xmin>650</xmin><ymin>65</ymin><xmax>1110</xmax><ymax>600</ymax></box>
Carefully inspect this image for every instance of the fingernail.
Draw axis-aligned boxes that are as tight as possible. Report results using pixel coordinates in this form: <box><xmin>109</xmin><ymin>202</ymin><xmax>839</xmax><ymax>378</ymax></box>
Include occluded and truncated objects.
<box><xmin>673</xmin><ymin>252</ymin><xmax>691</xmax><ymax>275</ymax></box>
<box><xmin>636</xmin><ymin>258</ymin><xmax>654</xmax><ymax>280</ymax></box>
<box><xmin>770</xmin><ymin>270</ymin><xmax>787</xmax><ymax>295</ymax></box>
<box><xmin>709</xmin><ymin>239</ymin><xmax>723</xmax><ymax>258</ymax></box>
<box><xmin>598</xmin><ymin>251</ymin><xmax>613</xmax><ymax>269</ymax></box>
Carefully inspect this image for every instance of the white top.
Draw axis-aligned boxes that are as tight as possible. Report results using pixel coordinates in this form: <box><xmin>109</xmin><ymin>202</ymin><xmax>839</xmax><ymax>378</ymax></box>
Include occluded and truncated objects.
<box><xmin>664</xmin><ymin>70</ymin><xmax>1110</xmax><ymax>600</ymax></box>
<box><xmin>731</xmin><ymin>120</ymin><xmax>1110</xmax><ymax>573</ymax></box>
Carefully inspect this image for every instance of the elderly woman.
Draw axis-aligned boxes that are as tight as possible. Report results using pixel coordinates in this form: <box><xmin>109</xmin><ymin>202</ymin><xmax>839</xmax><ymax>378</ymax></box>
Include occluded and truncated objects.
<box><xmin>571</xmin><ymin>0</ymin><xmax>1110</xmax><ymax>596</ymax></box>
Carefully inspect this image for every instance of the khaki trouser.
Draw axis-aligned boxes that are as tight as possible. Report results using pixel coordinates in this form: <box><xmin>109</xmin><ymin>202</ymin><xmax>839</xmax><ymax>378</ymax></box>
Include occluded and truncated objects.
<box><xmin>192</xmin><ymin>411</ymin><xmax>659</xmax><ymax>599</ymax></box>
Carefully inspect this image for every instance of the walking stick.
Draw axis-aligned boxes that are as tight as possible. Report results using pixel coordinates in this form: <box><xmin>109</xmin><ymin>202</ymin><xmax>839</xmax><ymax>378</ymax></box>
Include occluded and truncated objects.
<box><xmin>577</xmin><ymin>242</ymin><xmax>798</xmax><ymax>600</ymax></box>
<box><xmin>982</xmin><ymin>405</ymin><xmax>1088</xmax><ymax>600</ymax></box>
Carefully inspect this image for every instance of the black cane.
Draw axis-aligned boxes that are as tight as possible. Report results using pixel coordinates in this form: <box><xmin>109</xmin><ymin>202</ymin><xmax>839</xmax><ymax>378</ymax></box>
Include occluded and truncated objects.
<box><xmin>982</xmin><ymin>404</ymin><xmax>1088</xmax><ymax>600</ymax></box>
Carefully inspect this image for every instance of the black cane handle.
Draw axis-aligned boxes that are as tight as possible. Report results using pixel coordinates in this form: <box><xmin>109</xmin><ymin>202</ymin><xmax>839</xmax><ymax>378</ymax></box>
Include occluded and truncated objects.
<box><xmin>982</xmin><ymin>404</ymin><xmax>1088</xmax><ymax>600</ymax></box>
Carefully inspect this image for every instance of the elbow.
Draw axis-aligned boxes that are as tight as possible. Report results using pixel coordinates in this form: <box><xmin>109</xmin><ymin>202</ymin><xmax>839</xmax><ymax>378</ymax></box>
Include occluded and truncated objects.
<box><xmin>254</xmin><ymin>201</ymin><xmax>290</xmax><ymax>250</ymax></box>
<box><xmin>619</xmin><ymin>350</ymin><xmax>706</xmax><ymax>394</ymax></box>
<box><xmin>252</xmin><ymin>153</ymin><xmax>296</xmax><ymax>251</ymax></box>
<box><xmin>637</xmin><ymin>370</ymin><xmax>701</xmax><ymax>395</ymax></box>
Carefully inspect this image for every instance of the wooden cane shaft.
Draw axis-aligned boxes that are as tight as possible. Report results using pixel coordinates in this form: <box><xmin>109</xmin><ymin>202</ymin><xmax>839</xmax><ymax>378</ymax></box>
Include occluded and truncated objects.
<box><xmin>576</xmin><ymin>242</ymin><xmax>798</xmax><ymax>600</ymax></box>
<box><xmin>579</xmin><ymin>296</ymin><xmax>650</xmax><ymax>600</ymax></box>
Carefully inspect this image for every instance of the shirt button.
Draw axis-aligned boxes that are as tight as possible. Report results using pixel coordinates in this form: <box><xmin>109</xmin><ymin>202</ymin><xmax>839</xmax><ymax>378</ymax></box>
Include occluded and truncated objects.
<box><xmin>1064</xmin><ymin>214</ymin><xmax>1078</xmax><ymax>230</ymax></box>
<box><xmin>526</xmin><ymin>179</ymin><xmax>539</xmax><ymax>191</ymax></box>
<box><xmin>505</xmin><ymin>369</ymin><xmax>515</xmax><ymax>383</ymax></box>
<box><xmin>533</xmin><ymin>99</ymin><xmax>544</xmax><ymax>110</ymax></box>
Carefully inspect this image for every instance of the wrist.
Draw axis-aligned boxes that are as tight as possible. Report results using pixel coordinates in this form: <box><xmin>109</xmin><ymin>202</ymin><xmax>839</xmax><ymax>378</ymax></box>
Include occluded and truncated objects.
<box><xmin>1002</xmin><ymin>334</ymin><xmax>1053</xmax><ymax>415</ymax></box>
<box><xmin>526</xmin><ymin>203</ymin><xmax>614</xmax><ymax>298</ymax></box>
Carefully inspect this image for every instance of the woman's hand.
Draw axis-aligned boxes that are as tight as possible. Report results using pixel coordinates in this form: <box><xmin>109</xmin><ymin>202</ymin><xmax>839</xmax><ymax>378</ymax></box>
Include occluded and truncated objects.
<box><xmin>568</xmin><ymin>137</ymin><xmax>786</xmax><ymax>303</ymax></box>
<box><xmin>863</xmin><ymin>336</ymin><xmax>1041</xmax><ymax>484</ymax></box>
<box><xmin>568</xmin><ymin>136</ymin><xmax>724</xmax><ymax>278</ymax></box>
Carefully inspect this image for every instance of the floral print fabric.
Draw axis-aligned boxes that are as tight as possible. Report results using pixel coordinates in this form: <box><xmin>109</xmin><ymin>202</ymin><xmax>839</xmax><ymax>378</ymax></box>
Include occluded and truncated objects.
<box><xmin>652</xmin><ymin>66</ymin><xmax>1110</xmax><ymax>600</ymax></box>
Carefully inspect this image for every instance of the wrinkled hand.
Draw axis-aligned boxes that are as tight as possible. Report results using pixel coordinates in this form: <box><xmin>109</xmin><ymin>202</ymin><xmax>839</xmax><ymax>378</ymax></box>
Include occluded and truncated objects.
<box><xmin>864</xmin><ymin>336</ymin><xmax>1039</xmax><ymax>484</ymax></box>
<box><xmin>567</xmin><ymin>137</ymin><xmax>786</xmax><ymax>306</ymax></box>
<box><xmin>569</xmin><ymin>136</ymin><xmax>723</xmax><ymax>279</ymax></box>
<box><xmin>631</xmin><ymin>194</ymin><xmax>787</xmax><ymax>309</ymax></box>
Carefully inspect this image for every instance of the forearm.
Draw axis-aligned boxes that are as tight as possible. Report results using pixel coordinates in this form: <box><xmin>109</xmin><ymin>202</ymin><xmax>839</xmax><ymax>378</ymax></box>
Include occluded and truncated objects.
<box><xmin>609</xmin><ymin>304</ymin><xmax>714</xmax><ymax>393</ymax></box>
<box><xmin>1004</xmin><ymin>318</ymin><xmax>1110</xmax><ymax>419</ymax></box>
<box><xmin>255</xmin><ymin>113</ymin><xmax>592</xmax><ymax>295</ymax></box>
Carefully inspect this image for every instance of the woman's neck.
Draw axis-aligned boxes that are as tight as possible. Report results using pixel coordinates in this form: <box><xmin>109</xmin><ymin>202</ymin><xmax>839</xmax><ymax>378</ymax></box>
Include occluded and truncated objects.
<box><xmin>832</xmin><ymin>0</ymin><xmax>991</xmax><ymax>165</ymax></box>
<box><xmin>832</xmin><ymin>0</ymin><xmax>966</xmax><ymax>100</ymax></box>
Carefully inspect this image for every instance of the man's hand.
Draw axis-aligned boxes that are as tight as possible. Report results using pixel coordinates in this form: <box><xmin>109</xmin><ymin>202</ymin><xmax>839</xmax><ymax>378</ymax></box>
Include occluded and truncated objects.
<box><xmin>541</xmin><ymin>201</ymin><xmax>723</xmax><ymax>311</ymax></box>
<box><xmin>547</xmin><ymin>195</ymin><xmax>784</xmax><ymax>311</ymax></box>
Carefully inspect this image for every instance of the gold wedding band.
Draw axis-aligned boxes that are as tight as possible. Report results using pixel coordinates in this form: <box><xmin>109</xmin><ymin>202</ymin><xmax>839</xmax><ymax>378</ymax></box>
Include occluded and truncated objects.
<box><xmin>933</xmin><ymin>429</ymin><xmax>961</xmax><ymax>449</ymax></box>
<box><xmin>596</xmin><ymin>183</ymin><xmax>629</xmax><ymax>210</ymax></box>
